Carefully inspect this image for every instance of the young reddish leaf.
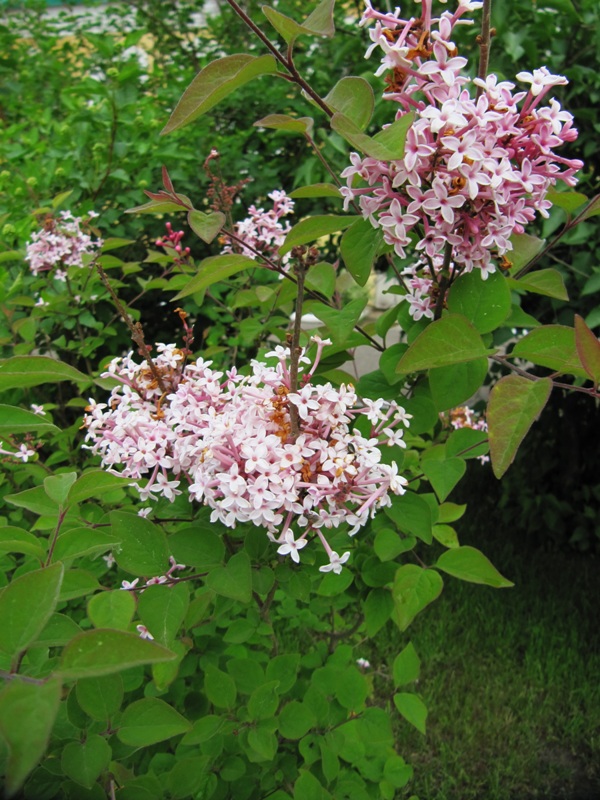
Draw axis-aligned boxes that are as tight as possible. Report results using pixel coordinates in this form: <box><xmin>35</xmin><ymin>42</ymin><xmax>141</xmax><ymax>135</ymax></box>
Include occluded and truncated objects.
<box><xmin>340</xmin><ymin>218</ymin><xmax>383</xmax><ymax>287</ymax></box>
<box><xmin>0</xmin><ymin>563</ymin><xmax>64</xmax><ymax>659</ymax></box>
<box><xmin>508</xmin><ymin>268</ymin><xmax>569</xmax><ymax>301</ymax></box>
<box><xmin>574</xmin><ymin>314</ymin><xmax>600</xmax><ymax>386</ymax></box>
<box><xmin>255</xmin><ymin>113</ymin><xmax>314</xmax><ymax>136</ymax></box>
<box><xmin>396</xmin><ymin>314</ymin><xmax>492</xmax><ymax>374</ymax></box>
<box><xmin>435</xmin><ymin>546</ymin><xmax>513</xmax><ymax>587</ymax></box>
<box><xmin>162</xmin><ymin>54</ymin><xmax>279</xmax><ymax>135</ymax></box>
<box><xmin>280</xmin><ymin>214</ymin><xmax>357</xmax><ymax>255</ymax></box>
<box><xmin>512</xmin><ymin>325</ymin><xmax>588</xmax><ymax>378</ymax></box>
<box><xmin>487</xmin><ymin>375</ymin><xmax>551</xmax><ymax>478</ymax></box>
<box><xmin>187</xmin><ymin>209</ymin><xmax>226</xmax><ymax>244</ymax></box>
<box><xmin>173</xmin><ymin>254</ymin><xmax>257</xmax><ymax>300</ymax></box>
<box><xmin>324</xmin><ymin>77</ymin><xmax>374</xmax><ymax>131</ymax></box>
<box><xmin>0</xmin><ymin>678</ymin><xmax>62</xmax><ymax>798</ymax></box>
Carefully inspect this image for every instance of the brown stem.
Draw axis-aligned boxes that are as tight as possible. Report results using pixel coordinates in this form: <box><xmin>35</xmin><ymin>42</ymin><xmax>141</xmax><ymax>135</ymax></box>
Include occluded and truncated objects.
<box><xmin>433</xmin><ymin>241</ymin><xmax>453</xmax><ymax>319</ymax></box>
<box><xmin>45</xmin><ymin>508</ymin><xmax>68</xmax><ymax>567</ymax></box>
<box><xmin>476</xmin><ymin>0</ymin><xmax>493</xmax><ymax>99</ymax></box>
<box><xmin>288</xmin><ymin>256</ymin><xmax>308</xmax><ymax>438</ymax></box>
<box><xmin>95</xmin><ymin>261</ymin><xmax>167</xmax><ymax>394</ymax></box>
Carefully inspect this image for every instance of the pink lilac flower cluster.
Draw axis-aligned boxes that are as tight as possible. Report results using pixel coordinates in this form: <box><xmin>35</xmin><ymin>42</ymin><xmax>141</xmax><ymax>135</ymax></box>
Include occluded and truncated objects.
<box><xmin>84</xmin><ymin>338</ymin><xmax>409</xmax><ymax>572</ymax></box>
<box><xmin>25</xmin><ymin>211</ymin><xmax>102</xmax><ymax>280</ymax></box>
<box><xmin>342</xmin><ymin>0</ymin><xmax>583</xmax><ymax>320</ymax></box>
<box><xmin>222</xmin><ymin>190</ymin><xmax>294</xmax><ymax>263</ymax></box>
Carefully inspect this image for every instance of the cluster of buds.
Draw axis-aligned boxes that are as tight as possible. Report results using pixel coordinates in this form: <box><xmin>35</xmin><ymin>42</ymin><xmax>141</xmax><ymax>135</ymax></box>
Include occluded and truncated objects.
<box><xmin>25</xmin><ymin>211</ymin><xmax>102</xmax><ymax>280</ymax></box>
<box><xmin>84</xmin><ymin>338</ymin><xmax>410</xmax><ymax>572</ymax></box>
<box><xmin>222</xmin><ymin>190</ymin><xmax>295</xmax><ymax>263</ymax></box>
<box><xmin>156</xmin><ymin>222</ymin><xmax>191</xmax><ymax>263</ymax></box>
<box><xmin>342</xmin><ymin>0</ymin><xmax>583</xmax><ymax>319</ymax></box>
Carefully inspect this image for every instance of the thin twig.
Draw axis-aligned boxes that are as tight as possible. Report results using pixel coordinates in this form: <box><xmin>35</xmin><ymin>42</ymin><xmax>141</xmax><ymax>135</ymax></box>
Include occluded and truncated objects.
<box><xmin>476</xmin><ymin>0</ymin><xmax>493</xmax><ymax>99</ymax></box>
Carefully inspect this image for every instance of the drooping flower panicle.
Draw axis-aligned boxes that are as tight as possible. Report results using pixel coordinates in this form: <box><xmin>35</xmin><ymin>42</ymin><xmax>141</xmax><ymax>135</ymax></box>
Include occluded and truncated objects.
<box><xmin>343</xmin><ymin>0</ymin><xmax>583</xmax><ymax>319</ymax></box>
<box><xmin>25</xmin><ymin>211</ymin><xmax>102</xmax><ymax>278</ymax></box>
<box><xmin>84</xmin><ymin>338</ymin><xmax>409</xmax><ymax>570</ymax></box>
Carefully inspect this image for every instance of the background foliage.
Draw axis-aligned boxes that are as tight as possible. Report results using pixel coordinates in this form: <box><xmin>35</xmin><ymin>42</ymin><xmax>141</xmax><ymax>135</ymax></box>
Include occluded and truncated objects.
<box><xmin>0</xmin><ymin>0</ymin><xmax>599</xmax><ymax>798</ymax></box>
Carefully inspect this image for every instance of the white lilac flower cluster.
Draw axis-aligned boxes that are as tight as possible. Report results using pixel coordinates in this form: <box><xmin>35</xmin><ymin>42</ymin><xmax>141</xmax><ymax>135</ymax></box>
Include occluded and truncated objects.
<box><xmin>342</xmin><ymin>0</ymin><xmax>583</xmax><ymax>320</ymax></box>
<box><xmin>222</xmin><ymin>190</ymin><xmax>294</xmax><ymax>263</ymax></box>
<box><xmin>25</xmin><ymin>211</ymin><xmax>102</xmax><ymax>280</ymax></box>
<box><xmin>84</xmin><ymin>338</ymin><xmax>410</xmax><ymax>572</ymax></box>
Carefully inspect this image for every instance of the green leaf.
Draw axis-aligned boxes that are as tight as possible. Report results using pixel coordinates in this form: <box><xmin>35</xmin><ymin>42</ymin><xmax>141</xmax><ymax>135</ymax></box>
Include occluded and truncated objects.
<box><xmin>392</xmin><ymin>642</ymin><xmax>420</xmax><ymax>686</ymax></box>
<box><xmin>0</xmin><ymin>526</ymin><xmax>45</xmax><ymax>559</ymax></box>
<box><xmin>508</xmin><ymin>268</ymin><xmax>569</xmax><ymax>301</ymax></box>
<box><xmin>278</xmin><ymin>701</ymin><xmax>316</xmax><ymax>740</ymax></box>
<box><xmin>391</xmin><ymin>564</ymin><xmax>443</xmax><ymax>632</ymax></box>
<box><xmin>512</xmin><ymin>325</ymin><xmax>587</xmax><ymax>378</ymax></box>
<box><xmin>0</xmin><ymin>405</ymin><xmax>59</xmax><ymax>436</ymax></box>
<box><xmin>87</xmin><ymin>590</ymin><xmax>135</xmax><ymax>631</ymax></box>
<box><xmin>109</xmin><ymin>511</ymin><xmax>170</xmax><ymax>577</ymax></box>
<box><xmin>445</xmin><ymin>427</ymin><xmax>488</xmax><ymax>460</ymax></box>
<box><xmin>52</xmin><ymin>528</ymin><xmax>119</xmax><ymax>563</ymax></box>
<box><xmin>266</xmin><ymin>653</ymin><xmax>301</xmax><ymax>694</ymax></box>
<box><xmin>574</xmin><ymin>314</ymin><xmax>600</xmax><ymax>386</ymax></box>
<box><xmin>59</xmin><ymin>629</ymin><xmax>176</xmax><ymax>679</ymax></box>
<box><xmin>280</xmin><ymin>214</ymin><xmax>356</xmax><ymax>256</ymax></box>
<box><xmin>31</xmin><ymin>613</ymin><xmax>81</xmax><ymax>648</ymax></box>
<box><xmin>374</xmin><ymin>528</ymin><xmax>410</xmax><ymax>562</ymax></box>
<box><xmin>0</xmin><ymin>563</ymin><xmax>64</xmax><ymax>658</ymax></box>
<box><xmin>487</xmin><ymin>375</ymin><xmax>551</xmax><ymax>478</ymax></box>
<box><xmin>335</xmin><ymin>666</ymin><xmax>368</xmax><ymax>711</ymax></box>
<box><xmin>309</xmin><ymin>296</ymin><xmax>368</xmax><ymax>346</ymax></box>
<box><xmin>393</xmin><ymin>692</ymin><xmax>427</xmax><ymax>735</ymax></box>
<box><xmin>383</xmin><ymin>754</ymin><xmax>413</xmax><ymax>788</ymax></box>
<box><xmin>117</xmin><ymin>697</ymin><xmax>191</xmax><ymax>746</ymax></box>
<box><xmin>137</xmin><ymin>583</ymin><xmax>189</xmax><ymax>646</ymax></box>
<box><xmin>363</xmin><ymin>588</ymin><xmax>394</xmax><ymax>636</ymax></box>
<box><xmin>204</xmin><ymin>665</ymin><xmax>237</xmax><ymax>709</ymax></box>
<box><xmin>0</xmin><ymin>356</ymin><xmax>91</xmax><ymax>392</ymax></box>
<box><xmin>545</xmin><ymin>187</ymin><xmax>587</xmax><ymax>213</ymax></box>
<box><xmin>4</xmin><ymin>485</ymin><xmax>58</xmax><ymax>516</ymax></box>
<box><xmin>181</xmin><ymin>715</ymin><xmax>225</xmax><ymax>745</ymax></box>
<box><xmin>247</xmin><ymin>680</ymin><xmax>280</xmax><ymax>721</ymax></box>
<box><xmin>173</xmin><ymin>254</ymin><xmax>257</xmax><ymax>300</ymax></box>
<box><xmin>262</xmin><ymin>0</ymin><xmax>335</xmax><ymax>43</ymax></box>
<box><xmin>324</xmin><ymin>77</ymin><xmax>374</xmax><ymax>131</ymax></box>
<box><xmin>435</xmin><ymin>546</ymin><xmax>513</xmax><ymax>588</ymax></box>
<box><xmin>294</xmin><ymin>769</ymin><xmax>328</xmax><ymax>800</ymax></box>
<box><xmin>59</xmin><ymin>569</ymin><xmax>100</xmax><ymax>602</ymax></box>
<box><xmin>429</xmin><ymin>358</ymin><xmax>489</xmax><ymax>412</ymax></box>
<box><xmin>447</xmin><ymin>270</ymin><xmax>511</xmax><ymax>333</ymax></box>
<box><xmin>397</xmin><ymin>314</ymin><xmax>492</xmax><ymax>374</ymax></box>
<box><xmin>61</xmin><ymin>735</ymin><xmax>111</xmax><ymax>789</ymax></box>
<box><xmin>76</xmin><ymin>674</ymin><xmax>124</xmax><ymax>721</ymax></box>
<box><xmin>187</xmin><ymin>209</ymin><xmax>226</xmax><ymax>244</ymax></box>
<box><xmin>340</xmin><ymin>218</ymin><xmax>383</xmax><ymax>287</ymax></box>
<box><xmin>0</xmin><ymin>678</ymin><xmax>61</xmax><ymax>798</ymax></box>
<box><xmin>255</xmin><ymin>113</ymin><xmax>314</xmax><ymax>136</ymax></box>
<box><xmin>508</xmin><ymin>232</ymin><xmax>544</xmax><ymax>271</ymax></box>
<box><xmin>432</xmin><ymin>523</ymin><xmax>460</xmax><ymax>549</ymax></box>
<box><xmin>438</xmin><ymin>502</ymin><xmax>466</xmax><ymax>523</ymax></box>
<box><xmin>162</xmin><ymin>54</ymin><xmax>279</xmax><ymax>134</ymax></box>
<box><xmin>305</xmin><ymin>262</ymin><xmax>337</xmax><ymax>298</ymax></box>
<box><xmin>289</xmin><ymin>183</ymin><xmax>341</xmax><ymax>199</ymax></box>
<box><xmin>205</xmin><ymin>550</ymin><xmax>252</xmax><ymax>603</ymax></box>
<box><xmin>421</xmin><ymin>457</ymin><xmax>466</xmax><ymax>502</ymax></box>
<box><xmin>43</xmin><ymin>472</ymin><xmax>77</xmax><ymax>507</ymax></box>
<box><xmin>330</xmin><ymin>112</ymin><xmax>413</xmax><ymax>160</ymax></box>
<box><xmin>573</xmin><ymin>193</ymin><xmax>600</xmax><ymax>222</ymax></box>
<box><xmin>385</xmin><ymin>491</ymin><xmax>432</xmax><ymax>543</ymax></box>
<box><xmin>66</xmin><ymin>470</ymin><xmax>131</xmax><ymax>505</ymax></box>
<box><xmin>248</xmin><ymin>722</ymin><xmax>279</xmax><ymax>762</ymax></box>
<box><xmin>168</xmin><ymin>526</ymin><xmax>225</xmax><ymax>569</ymax></box>
<box><xmin>127</xmin><ymin>198</ymin><xmax>187</xmax><ymax>215</ymax></box>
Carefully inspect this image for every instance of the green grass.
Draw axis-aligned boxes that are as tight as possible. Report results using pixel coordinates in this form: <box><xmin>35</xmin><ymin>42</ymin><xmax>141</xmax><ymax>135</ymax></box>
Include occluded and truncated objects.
<box><xmin>377</xmin><ymin>531</ymin><xmax>600</xmax><ymax>800</ymax></box>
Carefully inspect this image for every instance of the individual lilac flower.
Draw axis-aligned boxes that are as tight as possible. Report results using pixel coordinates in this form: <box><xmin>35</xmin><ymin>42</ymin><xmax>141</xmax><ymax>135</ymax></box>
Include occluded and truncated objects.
<box><xmin>319</xmin><ymin>550</ymin><xmax>351</xmax><ymax>574</ymax></box>
<box><xmin>136</xmin><ymin>624</ymin><xmax>154</xmax><ymax>640</ymax></box>
<box><xmin>277</xmin><ymin>531</ymin><xmax>308</xmax><ymax>564</ymax></box>
<box><xmin>121</xmin><ymin>578</ymin><xmax>139</xmax><ymax>590</ymax></box>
